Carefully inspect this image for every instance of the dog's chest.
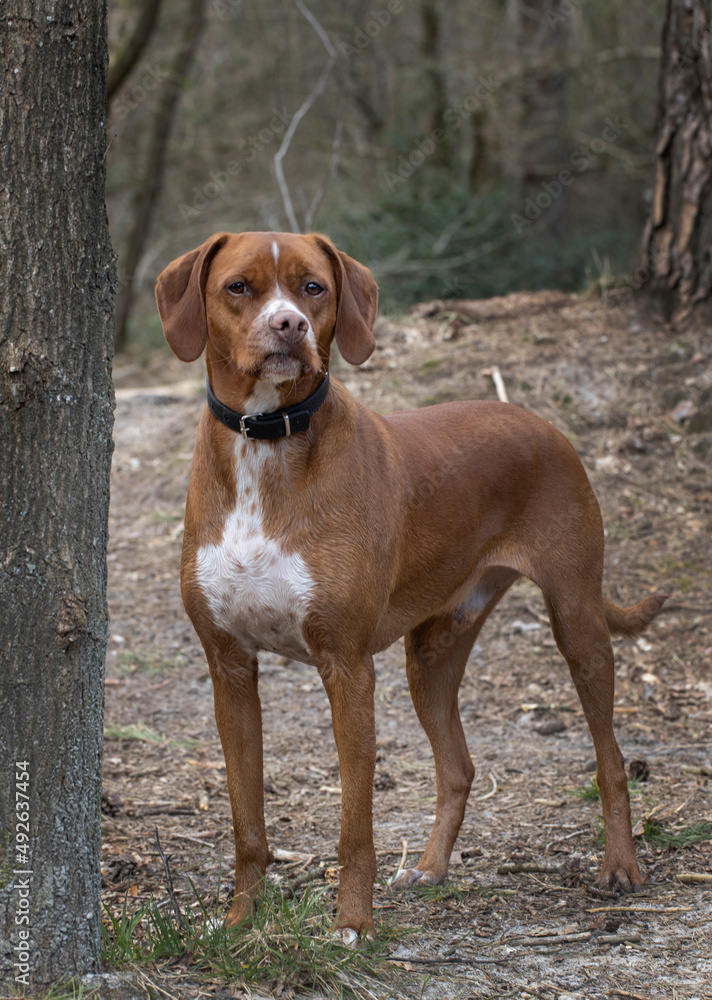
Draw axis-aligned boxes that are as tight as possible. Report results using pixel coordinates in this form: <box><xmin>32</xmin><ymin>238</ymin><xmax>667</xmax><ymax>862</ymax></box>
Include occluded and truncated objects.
<box><xmin>195</xmin><ymin>442</ymin><xmax>315</xmax><ymax>663</ymax></box>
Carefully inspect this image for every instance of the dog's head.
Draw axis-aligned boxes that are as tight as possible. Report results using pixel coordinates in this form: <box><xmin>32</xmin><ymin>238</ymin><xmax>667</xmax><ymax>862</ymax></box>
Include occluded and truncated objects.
<box><xmin>155</xmin><ymin>232</ymin><xmax>378</xmax><ymax>384</ymax></box>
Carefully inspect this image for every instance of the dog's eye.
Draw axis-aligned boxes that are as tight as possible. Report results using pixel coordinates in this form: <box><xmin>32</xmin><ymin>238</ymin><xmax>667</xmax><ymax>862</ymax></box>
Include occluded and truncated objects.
<box><xmin>305</xmin><ymin>281</ymin><xmax>324</xmax><ymax>296</ymax></box>
<box><xmin>227</xmin><ymin>281</ymin><xmax>246</xmax><ymax>295</ymax></box>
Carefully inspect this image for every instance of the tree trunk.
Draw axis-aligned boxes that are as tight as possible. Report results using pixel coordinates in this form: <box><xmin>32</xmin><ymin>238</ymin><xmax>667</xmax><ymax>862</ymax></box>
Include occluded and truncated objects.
<box><xmin>114</xmin><ymin>0</ymin><xmax>207</xmax><ymax>350</ymax></box>
<box><xmin>0</xmin><ymin>1</ymin><xmax>115</xmax><ymax>990</ymax></box>
<box><xmin>641</xmin><ymin>0</ymin><xmax>712</xmax><ymax>320</ymax></box>
<box><xmin>420</xmin><ymin>0</ymin><xmax>451</xmax><ymax>168</ymax></box>
<box><xmin>511</xmin><ymin>0</ymin><xmax>569</xmax><ymax>238</ymax></box>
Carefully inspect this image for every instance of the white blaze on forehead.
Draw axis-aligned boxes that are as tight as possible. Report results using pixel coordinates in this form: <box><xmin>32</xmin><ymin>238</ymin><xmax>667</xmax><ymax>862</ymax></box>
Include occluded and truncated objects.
<box><xmin>256</xmin><ymin>295</ymin><xmax>310</xmax><ymax>326</ymax></box>
<box><xmin>248</xmin><ymin>238</ymin><xmax>319</xmax><ymax>358</ymax></box>
<box><xmin>269</xmin><ymin>239</ymin><xmax>283</xmax><ymax>298</ymax></box>
<box><xmin>271</xmin><ymin>239</ymin><xmax>282</xmax><ymax>297</ymax></box>
<box><xmin>255</xmin><ymin>239</ymin><xmax>301</xmax><ymax>325</ymax></box>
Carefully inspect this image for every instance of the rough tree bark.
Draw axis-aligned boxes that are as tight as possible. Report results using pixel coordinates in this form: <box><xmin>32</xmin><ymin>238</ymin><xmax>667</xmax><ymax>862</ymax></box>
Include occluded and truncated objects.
<box><xmin>0</xmin><ymin>0</ymin><xmax>115</xmax><ymax>990</ymax></box>
<box><xmin>641</xmin><ymin>0</ymin><xmax>712</xmax><ymax>319</ymax></box>
<box><xmin>114</xmin><ymin>0</ymin><xmax>207</xmax><ymax>349</ymax></box>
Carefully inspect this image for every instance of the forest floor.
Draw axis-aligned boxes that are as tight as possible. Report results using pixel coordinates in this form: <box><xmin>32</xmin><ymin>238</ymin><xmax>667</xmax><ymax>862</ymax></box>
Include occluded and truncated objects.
<box><xmin>94</xmin><ymin>288</ymin><xmax>711</xmax><ymax>1000</ymax></box>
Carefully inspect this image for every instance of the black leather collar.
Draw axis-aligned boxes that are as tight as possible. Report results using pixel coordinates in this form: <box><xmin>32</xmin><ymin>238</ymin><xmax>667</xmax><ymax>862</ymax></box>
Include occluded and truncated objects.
<box><xmin>206</xmin><ymin>372</ymin><xmax>330</xmax><ymax>440</ymax></box>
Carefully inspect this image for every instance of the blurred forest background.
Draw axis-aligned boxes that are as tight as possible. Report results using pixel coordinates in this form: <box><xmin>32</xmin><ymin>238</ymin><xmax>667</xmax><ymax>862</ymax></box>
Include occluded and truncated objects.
<box><xmin>106</xmin><ymin>0</ymin><xmax>666</xmax><ymax>350</ymax></box>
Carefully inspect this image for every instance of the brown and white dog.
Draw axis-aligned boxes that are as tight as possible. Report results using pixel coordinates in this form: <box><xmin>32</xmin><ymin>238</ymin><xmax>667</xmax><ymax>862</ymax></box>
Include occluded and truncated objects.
<box><xmin>155</xmin><ymin>231</ymin><xmax>666</xmax><ymax>943</ymax></box>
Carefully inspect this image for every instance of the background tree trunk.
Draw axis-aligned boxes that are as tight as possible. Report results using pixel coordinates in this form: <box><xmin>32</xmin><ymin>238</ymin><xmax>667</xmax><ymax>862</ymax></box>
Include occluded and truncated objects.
<box><xmin>107</xmin><ymin>0</ymin><xmax>164</xmax><ymax>102</ymax></box>
<box><xmin>420</xmin><ymin>0</ymin><xmax>451</xmax><ymax>168</ymax></box>
<box><xmin>511</xmin><ymin>0</ymin><xmax>570</xmax><ymax>238</ymax></box>
<box><xmin>641</xmin><ymin>0</ymin><xmax>712</xmax><ymax>320</ymax></box>
<box><xmin>114</xmin><ymin>0</ymin><xmax>207</xmax><ymax>350</ymax></box>
<box><xmin>0</xmin><ymin>1</ymin><xmax>115</xmax><ymax>989</ymax></box>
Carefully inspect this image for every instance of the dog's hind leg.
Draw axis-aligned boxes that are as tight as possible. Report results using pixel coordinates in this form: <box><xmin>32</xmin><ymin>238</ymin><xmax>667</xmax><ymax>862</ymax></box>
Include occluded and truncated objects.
<box><xmin>393</xmin><ymin>570</ymin><xmax>518</xmax><ymax>888</ymax></box>
<box><xmin>544</xmin><ymin>584</ymin><xmax>642</xmax><ymax>893</ymax></box>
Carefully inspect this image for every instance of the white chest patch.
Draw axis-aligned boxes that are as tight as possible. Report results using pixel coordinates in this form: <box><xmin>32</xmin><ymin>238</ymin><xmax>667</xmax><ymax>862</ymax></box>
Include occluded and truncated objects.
<box><xmin>195</xmin><ymin>436</ymin><xmax>315</xmax><ymax>663</ymax></box>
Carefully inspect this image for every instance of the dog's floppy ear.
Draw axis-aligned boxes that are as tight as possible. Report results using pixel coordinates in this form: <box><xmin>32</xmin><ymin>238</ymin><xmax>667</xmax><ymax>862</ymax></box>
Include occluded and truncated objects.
<box><xmin>155</xmin><ymin>233</ymin><xmax>229</xmax><ymax>361</ymax></box>
<box><xmin>312</xmin><ymin>235</ymin><xmax>378</xmax><ymax>365</ymax></box>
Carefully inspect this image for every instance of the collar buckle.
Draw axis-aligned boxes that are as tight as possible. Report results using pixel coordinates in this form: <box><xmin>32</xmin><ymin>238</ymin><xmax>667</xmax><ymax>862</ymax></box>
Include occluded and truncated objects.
<box><xmin>239</xmin><ymin>412</ymin><xmax>262</xmax><ymax>440</ymax></box>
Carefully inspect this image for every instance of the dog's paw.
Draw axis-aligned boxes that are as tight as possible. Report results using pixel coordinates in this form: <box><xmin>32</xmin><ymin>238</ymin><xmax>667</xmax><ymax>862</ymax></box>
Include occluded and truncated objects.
<box><xmin>224</xmin><ymin>894</ymin><xmax>255</xmax><ymax>929</ymax></box>
<box><xmin>390</xmin><ymin>867</ymin><xmax>443</xmax><ymax>888</ymax></box>
<box><xmin>333</xmin><ymin>926</ymin><xmax>375</xmax><ymax>948</ymax></box>
<box><xmin>333</xmin><ymin>927</ymin><xmax>359</xmax><ymax>948</ymax></box>
<box><xmin>593</xmin><ymin>862</ymin><xmax>644</xmax><ymax>896</ymax></box>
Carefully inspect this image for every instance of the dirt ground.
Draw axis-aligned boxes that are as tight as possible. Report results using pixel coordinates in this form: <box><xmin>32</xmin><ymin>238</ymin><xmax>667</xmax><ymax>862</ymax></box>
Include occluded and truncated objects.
<box><xmin>98</xmin><ymin>288</ymin><xmax>712</xmax><ymax>1000</ymax></box>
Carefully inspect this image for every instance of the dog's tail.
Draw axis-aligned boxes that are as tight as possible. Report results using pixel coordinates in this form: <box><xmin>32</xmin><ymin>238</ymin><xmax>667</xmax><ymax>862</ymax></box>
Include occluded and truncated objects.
<box><xmin>604</xmin><ymin>594</ymin><xmax>668</xmax><ymax>636</ymax></box>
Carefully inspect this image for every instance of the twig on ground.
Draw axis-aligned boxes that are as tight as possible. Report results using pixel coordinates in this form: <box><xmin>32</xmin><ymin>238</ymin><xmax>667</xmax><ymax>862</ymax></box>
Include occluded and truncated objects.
<box><xmin>680</xmin><ymin>764</ymin><xmax>712</xmax><ymax>776</ymax></box>
<box><xmin>169</xmin><ymin>832</ymin><xmax>215</xmax><ymax>848</ymax></box>
<box><xmin>272</xmin><ymin>847</ymin><xmax>315</xmax><ymax>866</ymax></box>
<box><xmin>386</xmin><ymin>954</ymin><xmax>512</xmax><ymax>967</ymax></box>
<box><xmin>398</xmin><ymin>837</ymin><xmax>408</xmax><ymax>873</ymax></box>
<box><xmin>498</xmin><ymin>862</ymin><xmax>562</xmax><ymax>875</ymax></box>
<box><xmin>599</xmin><ymin>933</ymin><xmax>642</xmax><ymax>945</ymax></box>
<box><xmin>586</xmin><ymin>905</ymin><xmax>692</xmax><ymax>914</ymax></box>
<box><xmin>608</xmin><ymin>991</ymin><xmax>659</xmax><ymax>1000</ymax></box>
<box><xmin>134</xmin><ymin>966</ymin><xmax>179</xmax><ymax>1000</ymax></box>
<box><xmin>491</xmin><ymin>366</ymin><xmax>509</xmax><ymax>403</ymax></box>
<box><xmin>508</xmin><ymin>930</ymin><xmax>592</xmax><ymax>946</ymax></box>
<box><xmin>476</xmin><ymin>772</ymin><xmax>498</xmax><ymax>801</ymax></box>
<box><xmin>133</xmin><ymin>806</ymin><xmax>196</xmax><ymax>816</ymax></box>
<box><xmin>290</xmin><ymin>865</ymin><xmax>328</xmax><ymax>893</ymax></box>
<box><xmin>154</xmin><ymin>825</ymin><xmax>183</xmax><ymax>930</ymax></box>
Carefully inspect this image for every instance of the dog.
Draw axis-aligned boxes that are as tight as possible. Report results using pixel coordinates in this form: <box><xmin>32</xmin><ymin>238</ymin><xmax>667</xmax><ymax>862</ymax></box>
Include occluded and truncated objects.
<box><xmin>155</xmin><ymin>231</ymin><xmax>666</xmax><ymax>943</ymax></box>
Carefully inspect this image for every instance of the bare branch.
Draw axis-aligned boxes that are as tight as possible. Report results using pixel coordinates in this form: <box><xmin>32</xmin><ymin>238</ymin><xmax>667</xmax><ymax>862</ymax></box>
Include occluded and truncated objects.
<box><xmin>274</xmin><ymin>0</ymin><xmax>337</xmax><ymax>233</ymax></box>
<box><xmin>304</xmin><ymin>119</ymin><xmax>343</xmax><ymax>231</ymax></box>
<box><xmin>375</xmin><ymin>228</ymin><xmax>528</xmax><ymax>278</ymax></box>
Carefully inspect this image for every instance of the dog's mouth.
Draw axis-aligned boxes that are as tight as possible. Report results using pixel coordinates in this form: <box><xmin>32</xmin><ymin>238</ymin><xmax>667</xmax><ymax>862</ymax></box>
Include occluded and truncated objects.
<box><xmin>257</xmin><ymin>352</ymin><xmax>320</xmax><ymax>382</ymax></box>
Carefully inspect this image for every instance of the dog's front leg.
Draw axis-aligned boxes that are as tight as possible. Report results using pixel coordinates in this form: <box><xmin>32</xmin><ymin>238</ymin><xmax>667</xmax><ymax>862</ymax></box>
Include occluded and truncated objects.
<box><xmin>206</xmin><ymin>637</ymin><xmax>271</xmax><ymax>927</ymax></box>
<box><xmin>317</xmin><ymin>652</ymin><xmax>377</xmax><ymax>943</ymax></box>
